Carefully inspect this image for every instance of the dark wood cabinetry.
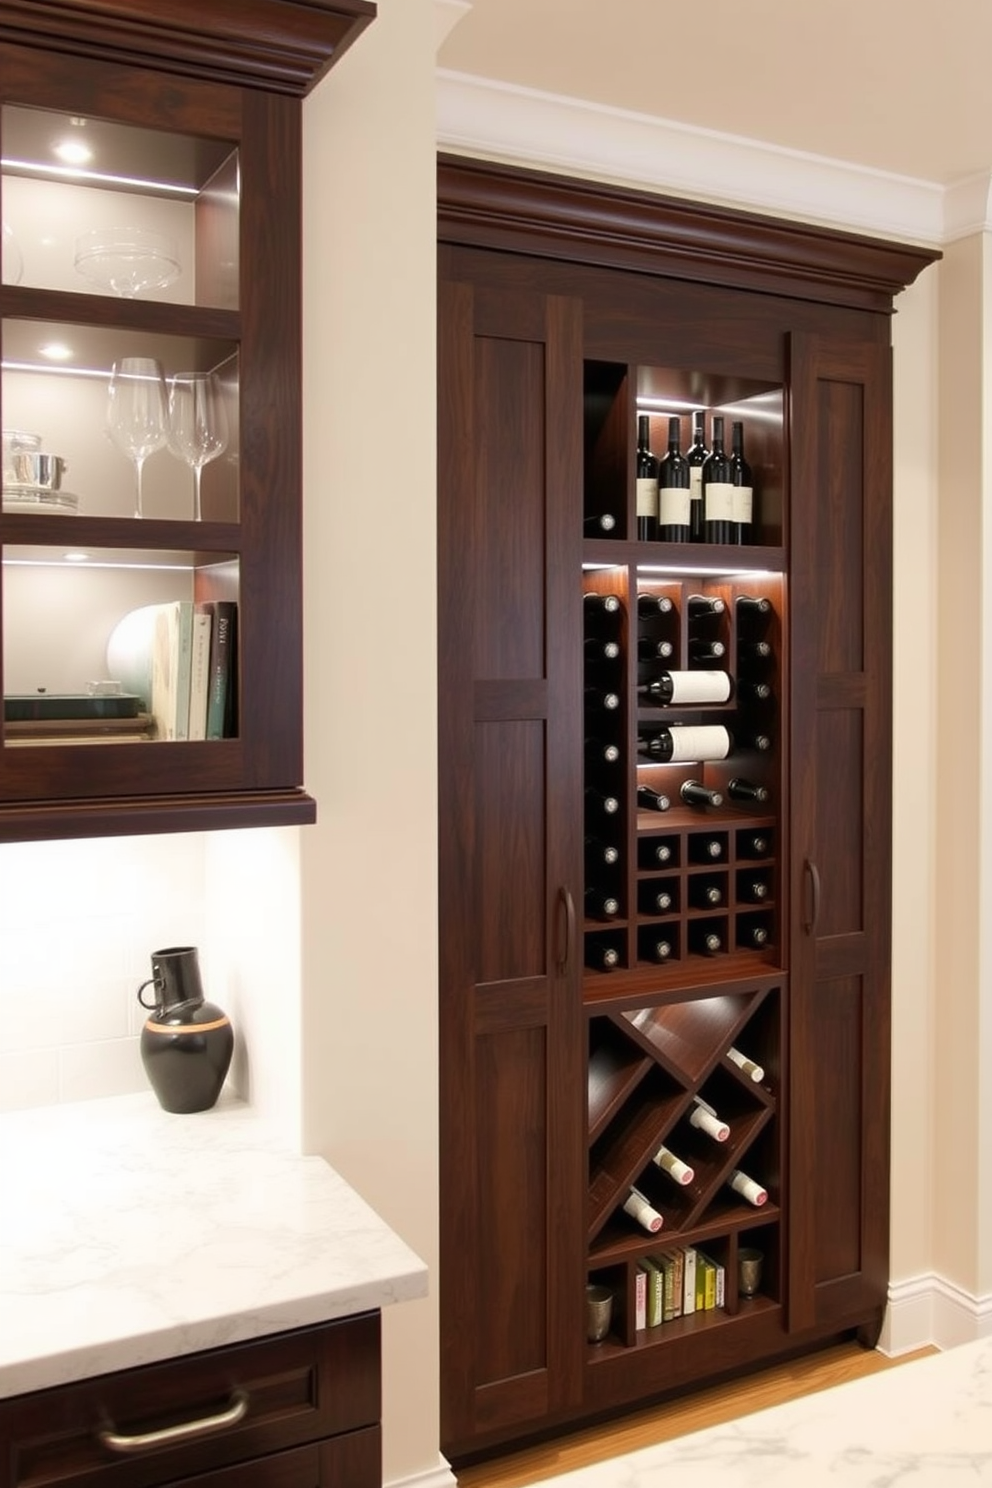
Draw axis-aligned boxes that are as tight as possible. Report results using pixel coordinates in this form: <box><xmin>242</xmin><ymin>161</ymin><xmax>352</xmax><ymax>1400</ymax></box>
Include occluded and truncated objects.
<box><xmin>437</xmin><ymin>155</ymin><xmax>936</xmax><ymax>1462</ymax></box>
<box><xmin>0</xmin><ymin>1316</ymin><xmax>381</xmax><ymax>1488</ymax></box>
<box><xmin>0</xmin><ymin>0</ymin><xmax>374</xmax><ymax>843</ymax></box>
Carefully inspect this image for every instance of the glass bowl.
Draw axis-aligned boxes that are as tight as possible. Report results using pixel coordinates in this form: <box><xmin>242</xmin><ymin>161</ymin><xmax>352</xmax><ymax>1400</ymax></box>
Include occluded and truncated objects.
<box><xmin>74</xmin><ymin>227</ymin><xmax>181</xmax><ymax>298</ymax></box>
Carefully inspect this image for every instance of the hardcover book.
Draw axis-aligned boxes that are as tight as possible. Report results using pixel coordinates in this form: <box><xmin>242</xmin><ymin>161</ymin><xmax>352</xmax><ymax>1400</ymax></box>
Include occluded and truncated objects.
<box><xmin>204</xmin><ymin>600</ymin><xmax>238</xmax><ymax>740</ymax></box>
<box><xmin>151</xmin><ymin>600</ymin><xmax>194</xmax><ymax>741</ymax></box>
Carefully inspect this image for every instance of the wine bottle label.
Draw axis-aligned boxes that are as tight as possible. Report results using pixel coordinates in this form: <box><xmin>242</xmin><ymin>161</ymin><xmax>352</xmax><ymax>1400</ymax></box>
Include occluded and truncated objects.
<box><xmin>689</xmin><ymin>467</ymin><xmax>704</xmax><ymax>500</ymax></box>
<box><xmin>659</xmin><ymin>486</ymin><xmax>691</xmax><ymax>526</ymax></box>
<box><xmin>636</xmin><ymin>476</ymin><xmax>659</xmax><ymax>516</ymax></box>
<box><xmin>704</xmin><ymin>481</ymin><xmax>735</xmax><ymax>521</ymax></box>
<box><xmin>623</xmin><ymin>1189</ymin><xmax>664</xmax><ymax>1232</ymax></box>
<box><xmin>665</xmin><ymin>671</ymin><xmax>732</xmax><ymax>706</ymax></box>
<box><xmin>666</xmin><ymin>724</ymin><xmax>731</xmax><ymax>763</ymax></box>
<box><xmin>733</xmin><ymin>484</ymin><xmax>753</xmax><ymax>524</ymax></box>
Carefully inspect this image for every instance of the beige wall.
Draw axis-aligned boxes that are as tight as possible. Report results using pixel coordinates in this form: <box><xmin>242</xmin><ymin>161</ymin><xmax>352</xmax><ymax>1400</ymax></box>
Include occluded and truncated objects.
<box><xmin>299</xmin><ymin>1</ymin><xmax>440</xmax><ymax>1481</ymax></box>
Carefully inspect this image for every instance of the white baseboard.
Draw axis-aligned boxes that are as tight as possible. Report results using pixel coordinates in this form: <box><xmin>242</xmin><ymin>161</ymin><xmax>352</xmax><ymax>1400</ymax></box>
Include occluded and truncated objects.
<box><xmin>386</xmin><ymin>1458</ymin><xmax>457</xmax><ymax>1488</ymax></box>
<box><xmin>879</xmin><ymin>1273</ymin><xmax>992</xmax><ymax>1355</ymax></box>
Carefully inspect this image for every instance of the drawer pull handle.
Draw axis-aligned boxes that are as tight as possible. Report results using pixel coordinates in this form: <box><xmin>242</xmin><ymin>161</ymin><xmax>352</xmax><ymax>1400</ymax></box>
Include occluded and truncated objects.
<box><xmin>98</xmin><ymin>1389</ymin><xmax>249</xmax><ymax>1454</ymax></box>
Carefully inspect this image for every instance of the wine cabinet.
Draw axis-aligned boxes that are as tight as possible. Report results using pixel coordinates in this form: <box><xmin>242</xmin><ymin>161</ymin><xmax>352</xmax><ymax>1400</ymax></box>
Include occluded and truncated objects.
<box><xmin>437</xmin><ymin>155</ymin><xmax>937</xmax><ymax>1460</ymax></box>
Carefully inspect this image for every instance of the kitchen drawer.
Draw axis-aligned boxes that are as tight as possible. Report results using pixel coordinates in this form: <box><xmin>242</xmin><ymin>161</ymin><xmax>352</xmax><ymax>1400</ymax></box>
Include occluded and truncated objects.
<box><xmin>160</xmin><ymin>1428</ymin><xmax>381</xmax><ymax>1488</ymax></box>
<box><xmin>0</xmin><ymin>1315</ymin><xmax>381</xmax><ymax>1488</ymax></box>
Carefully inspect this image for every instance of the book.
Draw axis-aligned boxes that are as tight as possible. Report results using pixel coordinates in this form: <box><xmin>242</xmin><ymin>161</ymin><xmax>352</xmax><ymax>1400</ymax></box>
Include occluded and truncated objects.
<box><xmin>634</xmin><ymin>1264</ymin><xmax>648</xmax><ymax>1331</ymax></box>
<box><xmin>660</xmin><ymin>1252</ymin><xmax>676</xmax><ymax>1322</ymax></box>
<box><xmin>150</xmin><ymin>600</ymin><xmax>194</xmax><ymax>741</ymax></box>
<box><xmin>670</xmin><ymin>1248</ymin><xmax>684</xmax><ymax>1319</ymax></box>
<box><xmin>188</xmin><ymin>607</ymin><xmax>214</xmax><ymax>741</ymax></box>
<box><xmin>204</xmin><ymin>600</ymin><xmax>238</xmax><ymax>740</ymax></box>
<box><xmin>682</xmin><ymin>1246</ymin><xmax>698</xmax><ymax>1316</ymax></box>
<box><xmin>696</xmin><ymin>1251</ymin><xmax>717</xmax><ymax>1311</ymax></box>
<box><xmin>641</xmin><ymin>1256</ymin><xmax>664</xmax><ymax>1328</ymax></box>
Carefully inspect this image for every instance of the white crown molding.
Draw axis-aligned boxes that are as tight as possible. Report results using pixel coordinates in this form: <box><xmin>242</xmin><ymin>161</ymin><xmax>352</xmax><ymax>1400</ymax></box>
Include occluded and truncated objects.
<box><xmin>436</xmin><ymin>68</ymin><xmax>966</xmax><ymax>247</ymax></box>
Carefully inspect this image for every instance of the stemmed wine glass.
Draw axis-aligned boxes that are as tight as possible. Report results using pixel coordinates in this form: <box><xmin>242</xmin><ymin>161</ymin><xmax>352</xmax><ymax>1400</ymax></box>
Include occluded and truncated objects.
<box><xmin>106</xmin><ymin>357</ymin><xmax>169</xmax><ymax>518</ymax></box>
<box><xmin>167</xmin><ymin>371</ymin><xmax>230</xmax><ymax>522</ymax></box>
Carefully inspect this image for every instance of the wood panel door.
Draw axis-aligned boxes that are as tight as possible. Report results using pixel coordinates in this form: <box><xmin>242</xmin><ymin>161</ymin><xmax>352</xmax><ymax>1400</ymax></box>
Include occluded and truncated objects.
<box><xmin>787</xmin><ymin>333</ymin><xmax>893</xmax><ymax>1338</ymax></box>
<box><xmin>437</xmin><ymin>273</ymin><xmax>587</xmax><ymax>1456</ymax></box>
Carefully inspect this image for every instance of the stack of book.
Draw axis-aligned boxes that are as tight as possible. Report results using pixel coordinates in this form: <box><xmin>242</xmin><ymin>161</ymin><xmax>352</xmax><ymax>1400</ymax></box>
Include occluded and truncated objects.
<box><xmin>635</xmin><ymin>1246</ymin><xmax>726</xmax><ymax>1330</ymax></box>
<box><xmin>148</xmin><ymin>598</ymin><xmax>238</xmax><ymax>741</ymax></box>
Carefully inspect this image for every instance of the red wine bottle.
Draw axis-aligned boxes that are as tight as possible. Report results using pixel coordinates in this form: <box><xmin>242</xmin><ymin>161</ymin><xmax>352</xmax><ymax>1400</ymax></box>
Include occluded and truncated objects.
<box><xmin>637</xmin><ymin>724</ymin><xmax>731</xmax><ymax>762</ymax></box>
<box><xmin>637</xmin><ymin>636</ymin><xmax>675</xmax><ymax>660</ymax></box>
<box><xmin>585</xmin><ymin>887</ymin><xmax>620</xmax><ymax>919</ymax></box>
<box><xmin>637</xmin><ymin>593</ymin><xmax>673</xmax><ymax>616</ymax></box>
<box><xmin>687</xmin><ymin>594</ymin><xmax>725</xmax><ymax>617</ymax></box>
<box><xmin>730</xmin><ymin>421</ymin><xmax>753</xmax><ymax>545</ymax></box>
<box><xmin>686</xmin><ymin>409</ymin><xmax>708</xmax><ymax>542</ymax></box>
<box><xmin>702</xmin><ymin>415</ymin><xmax>734</xmax><ymax>544</ymax></box>
<box><xmin>637</xmin><ymin>881</ymin><xmax>675</xmax><ymax>915</ymax></box>
<box><xmin>637</xmin><ymin>928</ymin><xmax>674</xmax><ymax>963</ymax></box>
<box><xmin>636</xmin><ymin>784</ymin><xmax>671</xmax><ymax>812</ymax></box>
<box><xmin>680</xmin><ymin>779</ymin><xmax>723</xmax><ymax>808</ymax></box>
<box><xmin>636</xmin><ymin>414</ymin><xmax>659</xmax><ymax>541</ymax></box>
<box><xmin>584</xmin><ymin>512</ymin><xmax>617</xmax><ymax>535</ymax></box>
<box><xmin>585</xmin><ymin>736</ymin><xmax>622</xmax><ymax>768</ymax></box>
<box><xmin>585</xmin><ymin>835</ymin><xmax>620</xmax><ymax>869</ymax></box>
<box><xmin>688</xmin><ymin>877</ymin><xmax>723</xmax><ymax>907</ymax></box>
<box><xmin>658</xmin><ymin>416</ymin><xmax>691</xmax><ymax>542</ymax></box>
<box><xmin>738</xmin><ymin>830</ymin><xmax>771</xmax><ymax>858</ymax></box>
<box><xmin>637</xmin><ymin>671</ymin><xmax>731</xmax><ymax>706</ymax></box>
<box><xmin>727</xmin><ymin>777</ymin><xmax>769</xmax><ymax>803</ymax></box>
<box><xmin>688</xmin><ymin>923</ymin><xmax>723</xmax><ymax>956</ymax></box>
<box><xmin>585</xmin><ymin>937</ymin><xmax>621</xmax><ymax>972</ymax></box>
<box><xmin>637</xmin><ymin>836</ymin><xmax>675</xmax><ymax>868</ymax></box>
<box><xmin>584</xmin><ymin>592</ymin><xmax>623</xmax><ymax>621</ymax></box>
<box><xmin>736</xmin><ymin>594</ymin><xmax>772</xmax><ymax>617</ymax></box>
<box><xmin>585</xmin><ymin>637</ymin><xmax>621</xmax><ymax>663</ymax></box>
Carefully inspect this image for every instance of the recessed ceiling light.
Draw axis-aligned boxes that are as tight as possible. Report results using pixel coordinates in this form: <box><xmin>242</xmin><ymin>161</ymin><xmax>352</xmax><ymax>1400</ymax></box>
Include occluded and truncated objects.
<box><xmin>63</xmin><ymin>552</ymin><xmax>89</xmax><ymax>562</ymax></box>
<box><xmin>52</xmin><ymin>137</ymin><xmax>93</xmax><ymax>168</ymax></box>
<box><xmin>39</xmin><ymin>342</ymin><xmax>73</xmax><ymax>362</ymax></box>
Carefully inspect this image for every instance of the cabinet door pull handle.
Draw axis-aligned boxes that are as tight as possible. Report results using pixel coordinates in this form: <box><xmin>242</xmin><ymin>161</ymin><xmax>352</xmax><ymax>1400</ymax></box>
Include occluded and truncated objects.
<box><xmin>98</xmin><ymin>1389</ymin><xmax>249</xmax><ymax>1454</ymax></box>
<box><xmin>803</xmin><ymin>859</ymin><xmax>821</xmax><ymax>935</ymax></box>
<box><xmin>557</xmin><ymin>886</ymin><xmax>575</xmax><ymax>973</ymax></box>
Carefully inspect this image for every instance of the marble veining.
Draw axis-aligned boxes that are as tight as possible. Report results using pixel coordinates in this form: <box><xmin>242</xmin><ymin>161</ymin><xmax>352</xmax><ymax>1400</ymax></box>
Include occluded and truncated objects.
<box><xmin>546</xmin><ymin>1335</ymin><xmax>992</xmax><ymax>1487</ymax></box>
<box><xmin>0</xmin><ymin>1091</ymin><xmax>427</xmax><ymax>1398</ymax></box>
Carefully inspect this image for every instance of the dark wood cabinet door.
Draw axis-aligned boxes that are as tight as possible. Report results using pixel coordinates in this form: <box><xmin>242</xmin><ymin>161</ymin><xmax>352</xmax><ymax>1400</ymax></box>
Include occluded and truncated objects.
<box><xmin>787</xmin><ymin>332</ymin><xmax>892</xmax><ymax>1337</ymax></box>
<box><xmin>437</xmin><ymin>273</ymin><xmax>587</xmax><ymax>1457</ymax></box>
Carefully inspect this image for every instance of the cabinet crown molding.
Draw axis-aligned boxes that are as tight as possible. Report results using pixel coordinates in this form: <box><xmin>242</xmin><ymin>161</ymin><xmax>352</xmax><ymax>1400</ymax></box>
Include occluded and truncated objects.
<box><xmin>438</xmin><ymin>154</ymin><xmax>939</xmax><ymax>313</ymax></box>
<box><xmin>0</xmin><ymin>0</ymin><xmax>375</xmax><ymax>95</ymax></box>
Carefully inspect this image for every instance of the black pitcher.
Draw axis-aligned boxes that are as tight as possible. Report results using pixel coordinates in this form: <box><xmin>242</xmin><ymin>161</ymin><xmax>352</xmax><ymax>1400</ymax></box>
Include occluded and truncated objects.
<box><xmin>137</xmin><ymin>946</ymin><xmax>234</xmax><ymax>1114</ymax></box>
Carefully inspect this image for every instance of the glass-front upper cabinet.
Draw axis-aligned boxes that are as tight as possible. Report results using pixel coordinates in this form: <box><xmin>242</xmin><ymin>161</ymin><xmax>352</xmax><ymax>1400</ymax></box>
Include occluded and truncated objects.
<box><xmin>0</xmin><ymin>3</ymin><xmax>375</xmax><ymax>837</ymax></box>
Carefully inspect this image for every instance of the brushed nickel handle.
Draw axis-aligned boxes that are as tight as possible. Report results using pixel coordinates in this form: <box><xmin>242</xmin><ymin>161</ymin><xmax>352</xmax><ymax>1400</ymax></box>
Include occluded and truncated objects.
<box><xmin>98</xmin><ymin>1390</ymin><xmax>249</xmax><ymax>1454</ymax></box>
<box><xmin>803</xmin><ymin>858</ymin><xmax>821</xmax><ymax>935</ymax></box>
<box><xmin>557</xmin><ymin>886</ymin><xmax>576</xmax><ymax>973</ymax></box>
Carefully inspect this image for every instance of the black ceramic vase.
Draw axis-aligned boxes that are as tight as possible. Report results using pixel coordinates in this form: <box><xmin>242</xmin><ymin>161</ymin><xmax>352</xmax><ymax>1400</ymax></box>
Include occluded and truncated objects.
<box><xmin>137</xmin><ymin>945</ymin><xmax>234</xmax><ymax>1114</ymax></box>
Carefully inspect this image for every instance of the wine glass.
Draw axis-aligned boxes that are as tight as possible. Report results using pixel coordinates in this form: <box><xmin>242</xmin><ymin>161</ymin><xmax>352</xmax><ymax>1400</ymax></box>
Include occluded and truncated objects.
<box><xmin>167</xmin><ymin>371</ymin><xmax>230</xmax><ymax>521</ymax></box>
<box><xmin>75</xmin><ymin>228</ymin><xmax>180</xmax><ymax>299</ymax></box>
<box><xmin>106</xmin><ymin>357</ymin><xmax>169</xmax><ymax>518</ymax></box>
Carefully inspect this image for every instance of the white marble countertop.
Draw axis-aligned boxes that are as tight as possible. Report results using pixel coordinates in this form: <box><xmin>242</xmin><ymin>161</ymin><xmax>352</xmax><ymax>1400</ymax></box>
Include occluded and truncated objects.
<box><xmin>549</xmin><ymin>1335</ymin><xmax>992</xmax><ymax>1486</ymax></box>
<box><xmin>0</xmin><ymin>1092</ymin><xmax>427</xmax><ymax>1399</ymax></box>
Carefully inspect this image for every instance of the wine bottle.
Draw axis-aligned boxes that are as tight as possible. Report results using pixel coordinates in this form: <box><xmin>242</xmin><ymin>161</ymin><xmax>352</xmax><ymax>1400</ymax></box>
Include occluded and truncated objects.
<box><xmin>737</xmin><ymin>680</ymin><xmax>773</xmax><ymax>702</ymax></box>
<box><xmin>681</xmin><ymin>779</ymin><xmax>723</xmax><ymax>808</ymax></box>
<box><xmin>658</xmin><ymin>416</ymin><xmax>691</xmax><ymax>542</ymax></box>
<box><xmin>586</xmin><ymin>737</ymin><xmax>621</xmax><ymax>767</ymax></box>
<box><xmin>727</xmin><ymin>1168</ymin><xmax>767</xmax><ymax>1207</ymax></box>
<box><xmin>585</xmin><ymin>936</ymin><xmax>621</xmax><ymax>971</ymax></box>
<box><xmin>729</xmin><ymin>421</ymin><xmax>753</xmax><ymax>544</ymax></box>
<box><xmin>636</xmin><ymin>671</ymin><xmax>732</xmax><ymax>706</ymax></box>
<box><xmin>690</xmin><ymin>1099</ymin><xmax>729</xmax><ymax>1142</ymax></box>
<box><xmin>686</xmin><ymin>409</ymin><xmax>708</xmax><ymax>542</ymax></box>
<box><xmin>637</xmin><ymin>837</ymin><xmax>674</xmax><ymax>868</ymax></box>
<box><xmin>738</xmin><ymin>921</ymin><xmax>770</xmax><ymax>948</ymax></box>
<box><xmin>688</xmin><ymin>639</ymin><xmax>726</xmax><ymax>662</ymax></box>
<box><xmin>637</xmin><ymin>881</ymin><xmax>674</xmax><ymax>915</ymax></box>
<box><xmin>687</xmin><ymin>594</ymin><xmax>725</xmax><ymax>617</ymax></box>
<box><xmin>585</xmin><ymin>686</ymin><xmax>621</xmax><ymax>713</ymax></box>
<box><xmin>584</xmin><ymin>512</ymin><xmax>617</xmax><ymax>535</ymax></box>
<box><xmin>738</xmin><ymin>730</ymin><xmax>772</xmax><ymax>752</ymax></box>
<box><xmin>585</xmin><ymin>788</ymin><xmax>620</xmax><ymax>818</ymax></box>
<box><xmin>637</xmin><ymin>930</ymin><xmax>674</xmax><ymax>963</ymax></box>
<box><xmin>623</xmin><ymin>1186</ymin><xmax>664</xmax><ymax>1233</ymax></box>
<box><xmin>738</xmin><ymin>831</ymin><xmax>770</xmax><ymax>858</ymax></box>
<box><xmin>702</xmin><ymin>416</ymin><xmax>734</xmax><ymax>544</ymax></box>
<box><xmin>584</xmin><ymin>592</ymin><xmax>622</xmax><ymax>619</ymax></box>
<box><xmin>689</xmin><ymin>924</ymin><xmax>723</xmax><ymax>956</ymax></box>
<box><xmin>585</xmin><ymin>637</ymin><xmax>621</xmax><ymax>663</ymax></box>
<box><xmin>688</xmin><ymin>834</ymin><xmax>724</xmax><ymax>862</ymax></box>
<box><xmin>688</xmin><ymin>877</ymin><xmax>723</xmax><ymax>908</ymax></box>
<box><xmin>739</xmin><ymin>639</ymin><xmax>772</xmax><ymax>661</ymax></box>
<box><xmin>727</xmin><ymin>1046</ymin><xmax>764</xmax><ymax>1082</ymax></box>
<box><xmin>736</xmin><ymin>594</ymin><xmax>772</xmax><ymax>616</ymax></box>
<box><xmin>637</xmin><ymin>593</ymin><xmax>673</xmax><ymax>616</ymax></box>
<box><xmin>652</xmin><ymin>1144</ymin><xmax>694</xmax><ymax>1186</ymax></box>
<box><xmin>727</xmin><ymin>777</ymin><xmax>769</xmax><ymax>803</ymax></box>
<box><xmin>739</xmin><ymin>877</ymin><xmax>770</xmax><ymax>902</ymax></box>
<box><xmin>637</xmin><ymin>724</ymin><xmax>732</xmax><ymax>762</ymax></box>
<box><xmin>585</xmin><ymin>888</ymin><xmax>620</xmax><ymax>919</ymax></box>
<box><xmin>637</xmin><ymin>636</ymin><xmax>675</xmax><ymax>660</ymax></box>
<box><xmin>585</xmin><ymin>835</ymin><xmax>620</xmax><ymax>869</ymax></box>
<box><xmin>636</xmin><ymin>784</ymin><xmax>671</xmax><ymax>813</ymax></box>
<box><xmin>636</xmin><ymin>414</ymin><xmax>659</xmax><ymax>542</ymax></box>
